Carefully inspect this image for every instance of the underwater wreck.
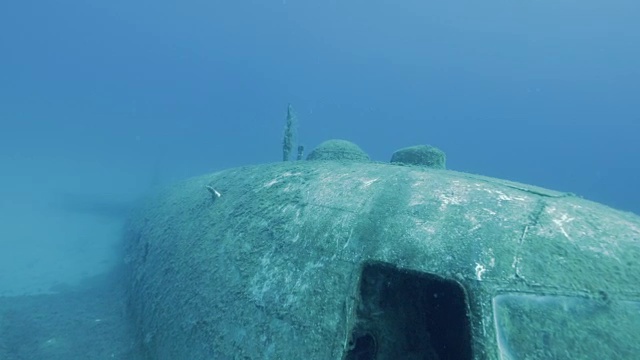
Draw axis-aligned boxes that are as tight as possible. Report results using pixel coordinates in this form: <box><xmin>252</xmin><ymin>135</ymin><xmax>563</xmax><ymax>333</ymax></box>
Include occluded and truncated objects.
<box><xmin>122</xmin><ymin>136</ymin><xmax>640</xmax><ymax>359</ymax></box>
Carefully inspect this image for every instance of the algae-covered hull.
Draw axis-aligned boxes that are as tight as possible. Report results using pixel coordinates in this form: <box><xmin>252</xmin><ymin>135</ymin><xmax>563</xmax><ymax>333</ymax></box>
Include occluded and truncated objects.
<box><xmin>124</xmin><ymin>160</ymin><xmax>640</xmax><ymax>359</ymax></box>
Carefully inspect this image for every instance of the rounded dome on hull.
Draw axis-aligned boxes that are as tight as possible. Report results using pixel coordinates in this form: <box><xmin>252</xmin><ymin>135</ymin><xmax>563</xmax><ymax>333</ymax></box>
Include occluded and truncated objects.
<box><xmin>124</xmin><ymin>160</ymin><xmax>640</xmax><ymax>359</ymax></box>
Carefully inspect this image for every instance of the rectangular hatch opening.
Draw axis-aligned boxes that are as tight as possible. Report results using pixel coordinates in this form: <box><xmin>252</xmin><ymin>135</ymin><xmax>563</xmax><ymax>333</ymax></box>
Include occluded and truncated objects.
<box><xmin>344</xmin><ymin>262</ymin><xmax>472</xmax><ymax>360</ymax></box>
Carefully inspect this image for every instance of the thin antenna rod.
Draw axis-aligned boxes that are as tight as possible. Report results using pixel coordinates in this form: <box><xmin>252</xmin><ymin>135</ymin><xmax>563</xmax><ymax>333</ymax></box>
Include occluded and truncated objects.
<box><xmin>282</xmin><ymin>103</ymin><xmax>295</xmax><ymax>161</ymax></box>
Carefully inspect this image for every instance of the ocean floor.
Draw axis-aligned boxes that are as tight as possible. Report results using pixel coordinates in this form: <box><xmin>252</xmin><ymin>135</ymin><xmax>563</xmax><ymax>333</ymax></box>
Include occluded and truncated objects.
<box><xmin>0</xmin><ymin>156</ymin><xmax>147</xmax><ymax>358</ymax></box>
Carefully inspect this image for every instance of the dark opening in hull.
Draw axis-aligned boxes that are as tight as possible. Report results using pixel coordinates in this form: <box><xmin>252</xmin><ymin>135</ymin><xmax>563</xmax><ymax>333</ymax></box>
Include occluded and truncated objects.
<box><xmin>345</xmin><ymin>262</ymin><xmax>473</xmax><ymax>360</ymax></box>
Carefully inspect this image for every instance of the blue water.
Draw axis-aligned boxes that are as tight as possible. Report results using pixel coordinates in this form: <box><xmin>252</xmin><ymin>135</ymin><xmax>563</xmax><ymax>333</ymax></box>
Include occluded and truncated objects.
<box><xmin>0</xmin><ymin>2</ymin><xmax>639</xmax><ymax>358</ymax></box>
<box><xmin>0</xmin><ymin>0</ymin><xmax>638</xmax><ymax>295</ymax></box>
